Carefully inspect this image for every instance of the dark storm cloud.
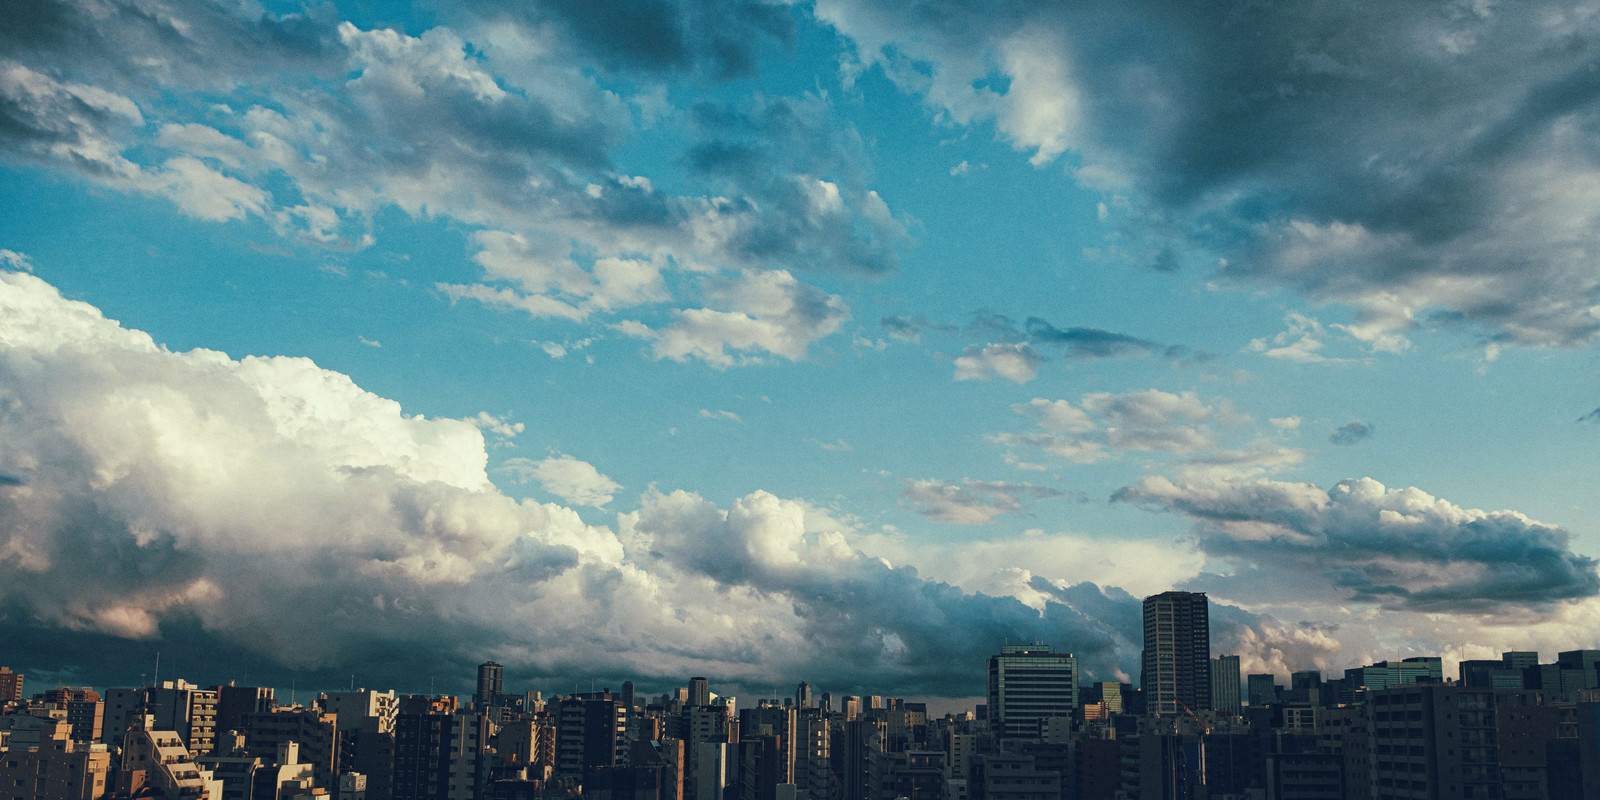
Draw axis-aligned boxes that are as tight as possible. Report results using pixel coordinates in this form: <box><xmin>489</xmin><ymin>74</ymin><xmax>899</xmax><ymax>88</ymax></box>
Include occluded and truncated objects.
<box><xmin>1329</xmin><ymin>420</ymin><xmax>1375</xmax><ymax>446</ymax></box>
<box><xmin>1114</xmin><ymin>475</ymin><xmax>1600</xmax><ymax>613</ymax></box>
<box><xmin>821</xmin><ymin>0</ymin><xmax>1600</xmax><ymax>347</ymax></box>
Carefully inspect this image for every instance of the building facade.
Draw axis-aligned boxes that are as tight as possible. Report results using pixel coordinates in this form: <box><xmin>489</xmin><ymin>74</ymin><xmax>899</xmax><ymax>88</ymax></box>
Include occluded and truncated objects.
<box><xmin>1141</xmin><ymin>591</ymin><xmax>1211</xmax><ymax>716</ymax></box>
<box><xmin>986</xmin><ymin>644</ymin><xmax>1078</xmax><ymax>741</ymax></box>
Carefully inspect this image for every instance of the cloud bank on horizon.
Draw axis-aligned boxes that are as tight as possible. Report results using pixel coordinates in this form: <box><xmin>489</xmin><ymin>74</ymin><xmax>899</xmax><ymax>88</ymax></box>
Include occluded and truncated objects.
<box><xmin>2</xmin><ymin>0</ymin><xmax>1599</xmax><ymax>697</ymax></box>
<box><xmin>2</xmin><ymin>269</ymin><xmax>1597</xmax><ymax>695</ymax></box>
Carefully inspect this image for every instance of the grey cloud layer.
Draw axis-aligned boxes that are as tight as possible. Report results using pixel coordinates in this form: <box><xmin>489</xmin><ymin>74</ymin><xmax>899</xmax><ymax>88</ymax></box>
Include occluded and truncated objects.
<box><xmin>1114</xmin><ymin>475</ymin><xmax>1600</xmax><ymax>612</ymax></box>
<box><xmin>823</xmin><ymin>0</ymin><xmax>1600</xmax><ymax>347</ymax></box>
<box><xmin>464</xmin><ymin>0</ymin><xmax>794</xmax><ymax>79</ymax></box>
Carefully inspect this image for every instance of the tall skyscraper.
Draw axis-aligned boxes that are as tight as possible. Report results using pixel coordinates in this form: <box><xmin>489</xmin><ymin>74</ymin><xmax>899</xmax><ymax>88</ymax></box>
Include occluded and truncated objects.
<box><xmin>1141</xmin><ymin>591</ymin><xmax>1211</xmax><ymax>716</ymax></box>
<box><xmin>475</xmin><ymin>661</ymin><xmax>503</xmax><ymax>709</ymax></box>
<box><xmin>1211</xmin><ymin>655</ymin><xmax>1241</xmax><ymax>714</ymax></box>
<box><xmin>689</xmin><ymin>677</ymin><xmax>711</xmax><ymax>708</ymax></box>
<box><xmin>986</xmin><ymin>643</ymin><xmax>1078</xmax><ymax>740</ymax></box>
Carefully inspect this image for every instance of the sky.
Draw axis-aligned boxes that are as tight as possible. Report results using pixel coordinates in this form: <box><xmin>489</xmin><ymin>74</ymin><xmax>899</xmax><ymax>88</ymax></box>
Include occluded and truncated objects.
<box><xmin>2</xmin><ymin>0</ymin><xmax>1599</xmax><ymax>705</ymax></box>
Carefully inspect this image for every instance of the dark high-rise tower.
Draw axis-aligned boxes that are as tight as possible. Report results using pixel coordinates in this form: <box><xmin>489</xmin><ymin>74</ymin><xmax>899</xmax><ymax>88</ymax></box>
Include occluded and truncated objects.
<box><xmin>1141</xmin><ymin>591</ymin><xmax>1211</xmax><ymax>716</ymax></box>
<box><xmin>475</xmin><ymin>661</ymin><xmax>503</xmax><ymax>709</ymax></box>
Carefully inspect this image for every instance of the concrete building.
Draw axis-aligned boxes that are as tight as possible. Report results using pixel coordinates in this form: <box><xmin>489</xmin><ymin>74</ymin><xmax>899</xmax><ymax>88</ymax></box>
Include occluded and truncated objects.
<box><xmin>319</xmin><ymin>689</ymin><xmax>398</xmax><ymax>737</ymax></box>
<box><xmin>688</xmin><ymin>678</ymin><xmax>711</xmax><ymax>710</ymax></box>
<box><xmin>249</xmin><ymin>741</ymin><xmax>320</xmax><ymax>800</ymax></box>
<box><xmin>216</xmin><ymin>686</ymin><xmax>275</xmax><ymax>735</ymax></box>
<box><xmin>0</xmin><ymin>668</ymin><xmax>21</xmax><ymax>704</ymax></box>
<box><xmin>0</xmin><ymin>718</ymin><xmax>110</xmax><ymax>800</ymax></box>
<box><xmin>1248</xmin><ymin>674</ymin><xmax>1280</xmax><ymax>708</ymax></box>
<box><xmin>975</xmin><ymin>752</ymin><xmax>1059</xmax><ymax>800</ymax></box>
<box><xmin>1142</xmin><ymin>591</ymin><xmax>1211</xmax><ymax>716</ymax></box>
<box><xmin>1367</xmin><ymin>683</ymin><xmax>1506</xmax><ymax>800</ymax></box>
<box><xmin>1341</xmin><ymin>657</ymin><xmax>1442</xmax><ymax>699</ymax></box>
<box><xmin>148</xmin><ymin>681</ymin><xmax>220</xmax><ymax>757</ymax></box>
<box><xmin>101</xmin><ymin>688</ymin><xmax>145</xmax><ymax>745</ymax></box>
<box><xmin>241</xmin><ymin>708</ymin><xmax>339</xmax><ymax>789</ymax></box>
<box><xmin>392</xmin><ymin>709</ymin><xmax>490</xmax><ymax>800</ymax></box>
<box><xmin>693</xmin><ymin>741</ymin><xmax>729</xmax><ymax>800</ymax></box>
<box><xmin>986</xmin><ymin>644</ymin><xmax>1077</xmax><ymax>741</ymax></box>
<box><xmin>476</xmin><ymin>662</ymin><xmax>504</xmax><ymax>709</ymax></box>
<box><xmin>117</xmin><ymin>714</ymin><xmax>224</xmax><ymax>800</ymax></box>
<box><xmin>794</xmin><ymin>710</ymin><xmax>832</xmax><ymax>800</ymax></box>
<box><xmin>1212</xmin><ymin>655</ymin><xmax>1242</xmax><ymax>715</ymax></box>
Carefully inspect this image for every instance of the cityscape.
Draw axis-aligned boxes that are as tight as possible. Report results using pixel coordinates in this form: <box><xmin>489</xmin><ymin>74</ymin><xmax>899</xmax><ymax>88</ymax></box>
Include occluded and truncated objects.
<box><xmin>5</xmin><ymin>0</ymin><xmax>1600</xmax><ymax>799</ymax></box>
<box><xmin>5</xmin><ymin>591</ymin><xmax>1600</xmax><ymax>799</ymax></box>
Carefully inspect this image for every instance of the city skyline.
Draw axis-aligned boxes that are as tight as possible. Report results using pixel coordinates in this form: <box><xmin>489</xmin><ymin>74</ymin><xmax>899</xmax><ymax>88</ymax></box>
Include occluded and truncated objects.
<box><xmin>3</xmin><ymin>0</ymin><xmax>1600</xmax><ymax>703</ymax></box>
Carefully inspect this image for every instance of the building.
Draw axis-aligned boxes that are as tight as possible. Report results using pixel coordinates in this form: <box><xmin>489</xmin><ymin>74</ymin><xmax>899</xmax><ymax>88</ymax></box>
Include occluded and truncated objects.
<box><xmin>101</xmin><ymin>688</ymin><xmax>145</xmax><ymax>745</ymax></box>
<box><xmin>116</xmin><ymin>714</ymin><xmax>224</xmax><ymax>800</ymax></box>
<box><xmin>241</xmin><ymin>708</ymin><xmax>340</xmax><ymax>789</ymax></box>
<box><xmin>216</xmin><ymin>686</ymin><xmax>275</xmax><ymax>734</ymax></box>
<box><xmin>392</xmin><ymin>709</ymin><xmax>490</xmax><ymax>800</ymax></box>
<box><xmin>986</xmin><ymin>644</ymin><xmax>1078</xmax><ymax>741</ymax></box>
<box><xmin>147</xmin><ymin>681</ymin><xmax>220</xmax><ymax>757</ymax></box>
<box><xmin>688</xmin><ymin>678</ymin><xmax>711</xmax><ymax>709</ymax></box>
<box><xmin>0</xmin><ymin>718</ymin><xmax>111</xmax><ymax>800</ymax></box>
<box><xmin>476</xmin><ymin>662</ymin><xmax>504</xmax><ymax>709</ymax></box>
<box><xmin>1212</xmin><ymin>655</ymin><xmax>1242</xmax><ymax>715</ymax></box>
<box><xmin>0</xmin><ymin>667</ymin><xmax>21</xmax><ymax>704</ymax></box>
<box><xmin>1367</xmin><ymin>684</ymin><xmax>1510</xmax><ymax>800</ymax></box>
<box><xmin>1248</xmin><ymin>674</ymin><xmax>1279</xmax><ymax>707</ymax></box>
<box><xmin>1141</xmin><ymin>591</ymin><xmax>1211</xmax><ymax>716</ymax></box>
<box><xmin>1340</xmin><ymin>657</ymin><xmax>1443</xmax><ymax>704</ymax></box>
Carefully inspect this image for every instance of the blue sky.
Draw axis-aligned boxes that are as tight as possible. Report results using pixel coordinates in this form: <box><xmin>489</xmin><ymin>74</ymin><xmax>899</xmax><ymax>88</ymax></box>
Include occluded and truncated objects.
<box><xmin>2</xmin><ymin>0</ymin><xmax>1599</xmax><ymax>702</ymax></box>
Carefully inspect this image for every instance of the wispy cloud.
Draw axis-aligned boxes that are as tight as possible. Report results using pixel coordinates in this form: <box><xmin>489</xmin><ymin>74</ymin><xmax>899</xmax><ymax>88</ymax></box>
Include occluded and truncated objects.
<box><xmin>501</xmin><ymin>455</ymin><xmax>621</xmax><ymax>508</ymax></box>
<box><xmin>623</xmin><ymin>270</ymin><xmax>850</xmax><ymax>368</ymax></box>
<box><xmin>901</xmin><ymin>478</ymin><xmax>1067</xmax><ymax>525</ymax></box>
<box><xmin>953</xmin><ymin>343</ymin><xmax>1042</xmax><ymax>384</ymax></box>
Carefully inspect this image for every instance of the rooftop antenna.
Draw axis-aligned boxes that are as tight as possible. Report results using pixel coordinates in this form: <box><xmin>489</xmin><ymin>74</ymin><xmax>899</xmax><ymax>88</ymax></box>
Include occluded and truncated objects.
<box><xmin>153</xmin><ymin>651</ymin><xmax>160</xmax><ymax>688</ymax></box>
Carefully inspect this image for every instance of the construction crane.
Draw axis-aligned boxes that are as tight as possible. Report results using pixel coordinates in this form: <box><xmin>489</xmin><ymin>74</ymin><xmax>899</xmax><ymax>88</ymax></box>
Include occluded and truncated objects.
<box><xmin>1174</xmin><ymin>698</ymin><xmax>1209</xmax><ymax>793</ymax></box>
